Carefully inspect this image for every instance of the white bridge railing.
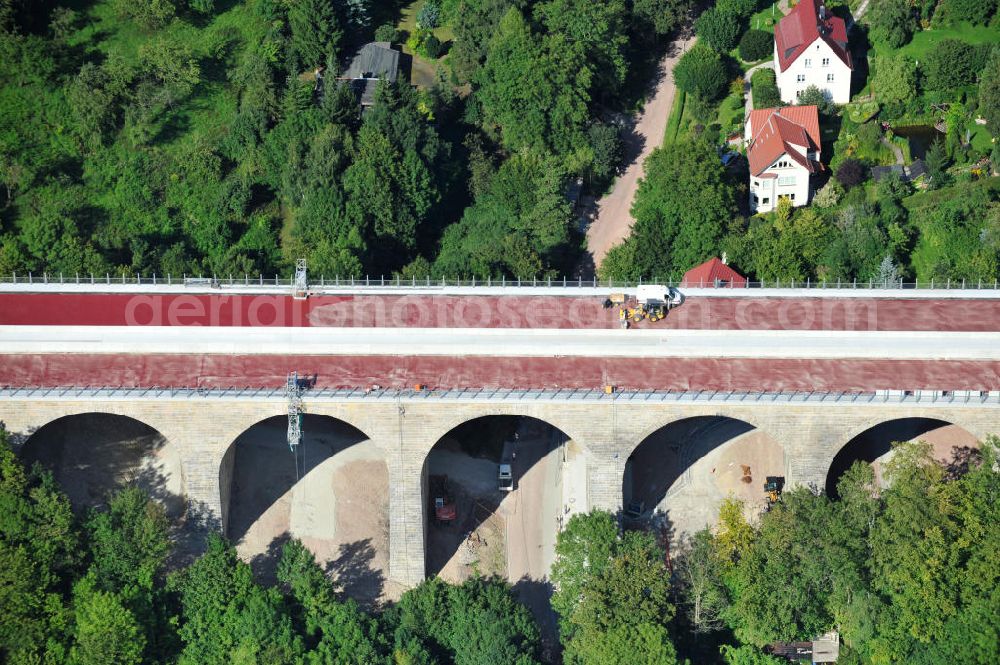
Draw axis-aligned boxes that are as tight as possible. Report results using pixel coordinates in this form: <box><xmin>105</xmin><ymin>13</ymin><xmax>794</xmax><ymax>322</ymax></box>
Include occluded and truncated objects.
<box><xmin>2</xmin><ymin>386</ymin><xmax>998</xmax><ymax>406</ymax></box>
<box><xmin>2</xmin><ymin>272</ymin><xmax>1000</xmax><ymax>290</ymax></box>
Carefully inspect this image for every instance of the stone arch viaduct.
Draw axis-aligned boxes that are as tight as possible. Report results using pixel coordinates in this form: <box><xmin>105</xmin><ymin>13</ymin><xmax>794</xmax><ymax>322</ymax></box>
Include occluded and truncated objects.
<box><xmin>3</xmin><ymin>391</ymin><xmax>997</xmax><ymax>588</ymax></box>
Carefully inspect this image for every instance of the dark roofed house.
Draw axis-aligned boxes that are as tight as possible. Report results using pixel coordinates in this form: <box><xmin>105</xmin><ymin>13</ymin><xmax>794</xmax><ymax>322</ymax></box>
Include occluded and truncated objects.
<box><xmin>871</xmin><ymin>159</ymin><xmax>927</xmax><ymax>183</ymax></box>
<box><xmin>341</xmin><ymin>42</ymin><xmax>401</xmax><ymax>107</ymax></box>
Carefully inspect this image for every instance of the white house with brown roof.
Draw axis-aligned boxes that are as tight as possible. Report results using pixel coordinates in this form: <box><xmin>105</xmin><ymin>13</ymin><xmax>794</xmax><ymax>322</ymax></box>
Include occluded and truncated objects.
<box><xmin>774</xmin><ymin>0</ymin><xmax>853</xmax><ymax>104</ymax></box>
<box><xmin>745</xmin><ymin>105</ymin><xmax>822</xmax><ymax>213</ymax></box>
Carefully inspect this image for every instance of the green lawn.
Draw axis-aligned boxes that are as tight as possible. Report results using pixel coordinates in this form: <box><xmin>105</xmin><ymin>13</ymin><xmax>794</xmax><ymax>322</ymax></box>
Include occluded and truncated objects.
<box><xmin>663</xmin><ymin>90</ymin><xmax>686</xmax><ymax>143</ymax></box>
<box><xmin>716</xmin><ymin>90</ymin><xmax>745</xmax><ymax>134</ymax></box>
<box><xmin>396</xmin><ymin>0</ymin><xmax>455</xmax><ymax>88</ymax></box>
<box><xmin>872</xmin><ymin>22</ymin><xmax>1000</xmax><ymax>60</ymax></box>
<box><xmin>967</xmin><ymin>122</ymin><xmax>994</xmax><ymax>153</ymax></box>
<box><xmin>748</xmin><ymin>2</ymin><xmax>781</xmax><ymax>33</ymax></box>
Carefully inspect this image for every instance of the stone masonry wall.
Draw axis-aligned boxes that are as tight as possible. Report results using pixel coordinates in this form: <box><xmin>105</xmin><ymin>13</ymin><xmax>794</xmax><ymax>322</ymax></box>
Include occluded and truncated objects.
<box><xmin>1</xmin><ymin>396</ymin><xmax>997</xmax><ymax>588</ymax></box>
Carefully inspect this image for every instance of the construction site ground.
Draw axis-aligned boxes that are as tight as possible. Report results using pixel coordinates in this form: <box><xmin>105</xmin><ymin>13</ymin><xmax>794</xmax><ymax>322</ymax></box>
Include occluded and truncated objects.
<box><xmin>227</xmin><ymin>417</ymin><xmax>394</xmax><ymax>605</ymax></box>
<box><xmin>425</xmin><ymin>419</ymin><xmax>564</xmax><ymax>648</ymax></box>
<box><xmin>19</xmin><ymin>412</ymin><xmax>186</xmax><ymax>518</ymax></box>
<box><xmin>625</xmin><ymin>417</ymin><xmax>786</xmax><ymax>534</ymax></box>
<box><xmin>869</xmin><ymin>423</ymin><xmax>980</xmax><ymax>487</ymax></box>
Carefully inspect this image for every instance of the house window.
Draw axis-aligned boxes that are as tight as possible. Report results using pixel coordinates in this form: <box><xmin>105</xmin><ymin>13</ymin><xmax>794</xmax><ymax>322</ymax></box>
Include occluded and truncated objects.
<box><xmin>753</xmin><ymin>180</ymin><xmax>759</xmax><ymax>187</ymax></box>
<box><xmin>804</xmin><ymin>58</ymin><xmax>812</xmax><ymax>68</ymax></box>
<box><xmin>797</xmin><ymin>74</ymin><xmax>806</xmax><ymax>82</ymax></box>
<box><xmin>827</xmin><ymin>73</ymin><xmax>834</xmax><ymax>82</ymax></box>
<box><xmin>822</xmin><ymin>57</ymin><xmax>830</xmax><ymax>66</ymax></box>
<box><xmin>791</xmin><ymin>193</ymin><xmax>795</xmax><ymax>200</ymax></box>
<box><xmin>752</xmin><ymin>194</ymin><xmax>759</xmax><ymax>203</ymax></box>
<box><xmin>777</xmin><ymin>176</ymin><xmax>795</xmax><ymax>186</ymax></box>
<box><xmin>762</xmin><ymin>197</ymin><xmax>770</xmax><ymax>205</ymax></box>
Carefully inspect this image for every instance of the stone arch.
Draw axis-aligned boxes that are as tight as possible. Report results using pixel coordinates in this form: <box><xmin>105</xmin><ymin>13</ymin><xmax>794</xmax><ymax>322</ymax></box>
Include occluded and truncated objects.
<box><xmin>421</xmin><ymin>412</ymin><xmax>577</xmax><ymax>595</ymax></box>
<box><xmin>17</xmin><ymin>411</ymin><xmax>186</xmax><ymax>518</ymax></box>
<box><xmin>624</xmin><ymin>408</ymin><xmax>778</xmax><ymax>463</ymax></box>
<box><xmin>3</xmin><ymin>403</ymin><xmax>183</xmax><ymax>450</ymax></box>
<box><xmin>417</xmin><ymin>405</ymin><xmax>593</xmax><ymax>460</ymax></box>
<box><xmin>622</xmin><ymin>413</ymin><xmax>787</xmax><ymax>535</ymax></box>
<box><xmin>219</xmin><ymin>412</ymin><xmax>388</xmax><ymax>605</ymax></box>
<box><xmin>825</xmin><ymin>416</ymin><xmax>980</xmax><ymax>497</ymax></box>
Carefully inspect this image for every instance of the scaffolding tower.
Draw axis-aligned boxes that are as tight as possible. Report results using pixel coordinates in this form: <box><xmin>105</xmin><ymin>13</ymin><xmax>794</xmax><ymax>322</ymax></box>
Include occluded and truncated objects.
<box><xmin>293</xmin><ymin>258</ymin><xmax>308</xmax><ymax>299</ymax></box>
<box><xmin>286</xmin><ymin>371</ymin><xmax>303</xmax><ymax>452</ymax></box>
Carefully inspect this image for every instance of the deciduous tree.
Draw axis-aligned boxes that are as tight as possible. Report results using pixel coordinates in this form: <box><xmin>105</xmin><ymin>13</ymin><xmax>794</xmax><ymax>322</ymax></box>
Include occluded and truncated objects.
<box><xmin>866</xmin><ymin>0</ymin><xmax>916</xmax><ymax>48</ymax></box>
<box><xmin>673</xmin><ymin>43</ymin><xmax>728</xmax><ymax>101</ymax></box>
<box><xmin>871</xmin><ymin>54</ymin><xmax>917</xmax><ymax>104</ymax></box>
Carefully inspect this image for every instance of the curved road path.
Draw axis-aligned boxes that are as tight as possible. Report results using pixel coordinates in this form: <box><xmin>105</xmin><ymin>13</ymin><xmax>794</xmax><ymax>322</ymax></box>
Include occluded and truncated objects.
<box><xmin>583</xmin><ymin>34</ymin><xmax>695</xmax><ymax>271</ymax></box>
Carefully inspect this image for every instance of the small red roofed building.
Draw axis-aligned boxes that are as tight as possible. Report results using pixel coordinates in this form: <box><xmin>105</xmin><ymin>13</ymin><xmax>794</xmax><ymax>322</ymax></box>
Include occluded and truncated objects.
<box><xmin>745</xmin><ymin>105</ymin><xmax>822</xmax><ymax>213</ymax></box>
<box><xmin>682</xmin><ymin>256</ymin><xmax>747</xmax><ymax>288</ymax></box>
<box><xmin>774</xmin><ymin>0</ymin><xmax>852</xmax><ymax>104</ymax></box>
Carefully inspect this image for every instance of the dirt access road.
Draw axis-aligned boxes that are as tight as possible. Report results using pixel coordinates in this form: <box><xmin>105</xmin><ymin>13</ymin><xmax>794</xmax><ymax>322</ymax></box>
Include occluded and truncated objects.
<box><xmin>583</xmin><ymin>34</ymin><xmax>695</xmax><ymax>271</ymax></box>
<box><xmin>426</xmin><ymin>419</ymin><xmax>564</xmax><ymax>650</ymax></box>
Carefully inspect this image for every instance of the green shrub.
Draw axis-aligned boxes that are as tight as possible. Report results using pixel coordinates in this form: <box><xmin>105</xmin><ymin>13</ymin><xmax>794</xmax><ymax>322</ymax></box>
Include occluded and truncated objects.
<box><xmin>674</xmin><ymin>44</ymin><xmax>729</xmax><ymax>101</ymax></box>
<box><xmin>695</xmin><ymin>7</ymin><xmax>742</xmax><ymax>52</ymax></box>
<box><xmin>923</xmin><ymin>39</ymin><xmax>991</xmax><ymax>93</ymax></box>
<box><xmin>374</xmin><ymin>23</ymin><xmax>399</xmax><ymax>43</ymax></box>
<box><xmin>867</xmin><ymin>0</ymin><xmax>916</xmax><ymax>48</ymax></box>
<box><xmin>717</xmin><ymin>0</ymin><xmax>758</xmax><ymax>20</ymax></box>
<box><xmin>934</xmin><ymin>0</ymin><xmax>997</xmax><ymax>25</ymax></box>
<box><xmin>416</xmin><ymin>0</ymin><xmax>441</xmax><ymax>29</ymax></box>
<box><xmin>739</xmin><ymin>29</ymin><xmax>772</xmax><ymax>62</ymax></box>
<box><xmin>423</xmin><ymin>34</ymin><xmax>442</xmax><ymax>58</ymax></box>
<box><xmin>751</xmin><ymin>67</ymin><xmax>781</xmax><ymax>109</ymax></box>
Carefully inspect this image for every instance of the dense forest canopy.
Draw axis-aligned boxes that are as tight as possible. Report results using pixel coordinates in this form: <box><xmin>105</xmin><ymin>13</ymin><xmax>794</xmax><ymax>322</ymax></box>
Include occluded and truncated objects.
<box><xmin>0</xmin><ymin>0</ymin><xmax>690</xmax><ymax>280</ymax></box>
<box><xmin>1</xmin><ymin>0</ymin><xmax>999</xmax><ymax>284</ymax></box>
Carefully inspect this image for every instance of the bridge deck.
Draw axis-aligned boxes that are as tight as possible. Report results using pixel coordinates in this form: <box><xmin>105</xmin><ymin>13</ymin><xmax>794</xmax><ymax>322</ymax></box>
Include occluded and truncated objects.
<box><xmin>2</xmin><ymin>293</ymin><xmax>1000</xmax><ymax>331</ymax></box>
<box><xmin>3</xmin><ymin>354</ymin><xmax>998</xmax><ymax>392</ymax></box>
<box><xmin>2</xmin><ymin>291</ymin><xmax>999</xmax><ymax>391</ymax></box>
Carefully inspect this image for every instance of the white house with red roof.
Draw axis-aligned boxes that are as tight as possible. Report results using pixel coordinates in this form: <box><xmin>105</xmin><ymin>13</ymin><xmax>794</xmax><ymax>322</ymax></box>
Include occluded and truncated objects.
<box><xmin>773</xmin><ymin>0</ymin><xmax>852</xmax><ymax>104</ymax></box>
<box><xmin>745</xmin><ymin>105</ymin><xmax>822</xmax><ymax>213</ymax></box>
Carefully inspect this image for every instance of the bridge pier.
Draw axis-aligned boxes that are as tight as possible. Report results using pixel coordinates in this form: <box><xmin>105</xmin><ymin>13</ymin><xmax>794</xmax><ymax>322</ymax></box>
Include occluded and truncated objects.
<box><xmin>0</xmin><ymin>394</ymin><xmax>996</xmax><ymax>593</ymax></box>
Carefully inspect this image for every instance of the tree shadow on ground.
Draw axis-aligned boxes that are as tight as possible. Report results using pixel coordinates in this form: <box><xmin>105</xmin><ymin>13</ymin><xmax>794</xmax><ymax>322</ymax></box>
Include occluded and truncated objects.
<box><xmin>512</xmin><ymin>576</ymin><xmax>560</xmax><ymax>662</ymax></box>
<box><xmin>943</xmin><ymin>445</ymin><xmax>982</xmax><ymax>481</ymax></box>
<box><xmin>327</xmin><ymin>538</ymin><xmax>385</xmax><ymax>609</ymax></box>
<box><xmin>225</xmin><ymin>416</ymin><xmax>367</xmax><ymax>546</ymax></box>
<box><xmin>13</xmin><ymin>413</ymin><xmax>201</xmax><ymax>567</ymax></box>
<box><xmin>624</xmin><ymin>417</ymin><xmax>757</xmax><ymax>513</ymax></box>
<box><xmin>248</xmin><ymin>532</ymin><xmax>293</xmax><ymax>585</ymax></box>
<box><xmin>825</xmin><ymin>417</ymin><xmax>951</xmax><ymax>497</ymax></box>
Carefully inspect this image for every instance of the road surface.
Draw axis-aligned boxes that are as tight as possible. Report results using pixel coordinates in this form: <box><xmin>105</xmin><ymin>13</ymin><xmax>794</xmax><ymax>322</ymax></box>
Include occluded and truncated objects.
<box><xmin>4</xmin><ymin>293</ymin><xmax>1000</xmax><ymax>330</ymax></box>
<box><xmin>584</xmin><ymin>35</ymin><xmax>694</xmax><ymax>270</ymax></box>
<box><xmin>4</xmin><ymin>325</ymin><xmax>998</xmax><ymax>360</ymax></box>
<box><xmin>505</xmin><ymin>420</ymin><xmax>562</xmax><ymax>648</ymax></box>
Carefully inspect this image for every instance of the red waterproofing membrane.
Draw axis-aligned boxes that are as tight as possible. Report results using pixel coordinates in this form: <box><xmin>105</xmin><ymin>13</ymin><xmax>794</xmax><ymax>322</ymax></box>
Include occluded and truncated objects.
<box><xmin>1</xmin><ymin>293</ymin><xmax>999</xmax><ymax>330</ymax></box>
<box><xmin>2</xmin><ymin>354</ymin><xmax>998</xmax><ymax>391</ymax></box>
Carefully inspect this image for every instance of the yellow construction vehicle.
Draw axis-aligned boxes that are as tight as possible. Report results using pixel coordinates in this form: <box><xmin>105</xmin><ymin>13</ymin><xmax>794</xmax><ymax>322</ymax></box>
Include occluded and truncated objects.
<box><xmin>764</xmin><ymin>476</ymin><xmax>785</xmax><ymax>508</ymax></box>
<box><xmin>614</xmin><ymin>286</ymin><xmax>684</xmax><ymax>328</ymax></box>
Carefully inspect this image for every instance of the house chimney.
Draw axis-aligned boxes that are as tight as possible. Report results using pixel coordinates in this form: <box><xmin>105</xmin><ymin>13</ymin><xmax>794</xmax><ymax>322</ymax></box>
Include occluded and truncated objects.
<box><xmin>722</xmin><ymin>252</ymin><xmax>728</xmax><ymax>265</ymax></box>
<box><xmin>819</xmin><ymin>4</ymin><xmax>826</xmax><ymax>19</ymax></box>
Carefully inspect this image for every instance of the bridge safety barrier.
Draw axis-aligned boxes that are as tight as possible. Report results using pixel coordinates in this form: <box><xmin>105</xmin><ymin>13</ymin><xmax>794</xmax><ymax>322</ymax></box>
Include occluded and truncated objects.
<box><xmin>2</xmin><ymin>386</ymin><xmax>999</xmax><ymax>406</ymax></box>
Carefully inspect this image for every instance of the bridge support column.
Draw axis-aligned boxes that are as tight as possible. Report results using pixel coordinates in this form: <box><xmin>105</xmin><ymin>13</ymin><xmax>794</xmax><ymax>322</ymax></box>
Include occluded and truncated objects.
<box><xmin>587</xmin><ymin>452</ymin><xmax>626</xmax><ymax>514</ymax></box>
<box><xmin>179</xmin><ymin>444</ymin><xmax>226</xmax><ymax>534</ymax></box>
<box><xmin>386</xmin><ymin>441</ymin><xmax>427</xmax><ymax>589</ymax></box>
